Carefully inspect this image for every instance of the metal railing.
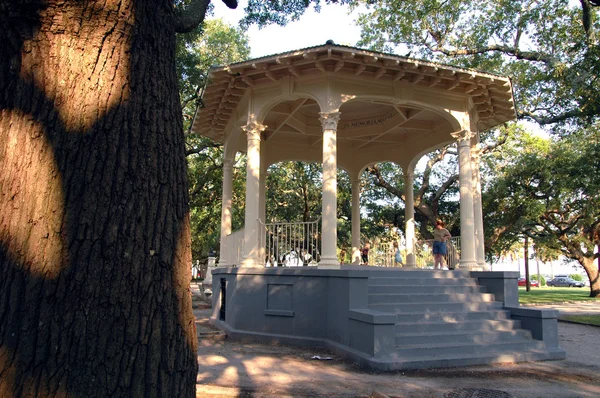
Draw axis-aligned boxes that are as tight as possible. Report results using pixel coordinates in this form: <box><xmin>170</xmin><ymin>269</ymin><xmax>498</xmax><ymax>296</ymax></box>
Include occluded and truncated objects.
<box><xmin>260</xmin><ymin>219</ymin><xmax>321</xmax><ymax>267</ymax></box>
<box><xmin>414</xmin><ymin>237</ymin><xmax>461</xmax><ymax>269</ymax></box>
<box><xmin>369</xmin><ymin>241</ymin><xmax>400</xmax><ymax>267</ymax></box>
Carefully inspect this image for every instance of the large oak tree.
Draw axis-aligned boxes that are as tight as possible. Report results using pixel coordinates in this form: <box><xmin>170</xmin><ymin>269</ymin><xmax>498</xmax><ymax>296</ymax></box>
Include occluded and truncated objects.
<box><xmin>0</xmin><ymin>0</ymin><xmax>236</xmax><ymax>396</ymax></box>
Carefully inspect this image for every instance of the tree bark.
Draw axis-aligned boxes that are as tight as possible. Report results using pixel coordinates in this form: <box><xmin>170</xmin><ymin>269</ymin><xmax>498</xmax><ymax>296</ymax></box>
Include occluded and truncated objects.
<box><xmin>0</xmin><ymin>1</ymin><xmax>196</xmax><ymax>396</ymax></box>
<box><xmin>524</xmin><ymin>236</ymin><xmax>530</xmax><ymax>292</ymax></box>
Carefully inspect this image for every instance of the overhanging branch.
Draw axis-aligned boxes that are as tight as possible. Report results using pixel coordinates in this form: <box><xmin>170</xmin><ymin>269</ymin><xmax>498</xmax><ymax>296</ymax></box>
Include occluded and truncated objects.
<box><xmin>518</xmin><ymin>109</ymin><xmax>587</xmax><ymax>125</ymax></box>
<box><xmin>174</xmin><ymin>0</ymin><xmax>238</xmax><ymax>34</ymax></box>
<box><xmin>426</xmin><ymin>43</ymin><xmax>558</xmax><ymax>67</ymax></box>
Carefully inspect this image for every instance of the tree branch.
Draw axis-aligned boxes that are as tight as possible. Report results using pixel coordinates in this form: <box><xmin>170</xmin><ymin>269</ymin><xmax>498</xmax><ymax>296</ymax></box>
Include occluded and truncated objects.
<box><xmin>174</xmin><ymin>0</ymin><xmax>238</xmax><ymax>34</ymax></box>
<box><xmin>426</xmin><ymin>43</ymin><xmax>558</xmax><ymax>67</ymax></box>
<box><xmin>367</xmin><ymin>165</ymin><xmax>404</xmax><ymax>199</ymax></box>
<box><xmin>185</xmin><ymin>141</ymin><xmax>221</xmax><ymax>156</ymax></box>
<box><xmin>518</xmin><ymin>109</ymin><xmax>587</xmax><ymax>125</ymax></box>
<box><xmin>433</xmin><ymin>174</ymin><xmax>458</xmax><ymax>203</ymax></box>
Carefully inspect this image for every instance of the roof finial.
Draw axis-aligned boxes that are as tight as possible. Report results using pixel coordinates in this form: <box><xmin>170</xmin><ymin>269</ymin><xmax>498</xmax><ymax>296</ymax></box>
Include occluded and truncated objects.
<box><xmin>325</xmin><ymin>39</ymin><xmax>335</xmax><ymax>45</ymax></box>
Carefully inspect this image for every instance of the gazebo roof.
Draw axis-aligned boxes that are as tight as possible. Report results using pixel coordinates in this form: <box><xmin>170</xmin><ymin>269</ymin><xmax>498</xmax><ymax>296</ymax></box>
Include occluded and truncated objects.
<box><xmin>191</xmin><ymin>43</ymin><xmax>516</xmax><ymax>143</ymax></box>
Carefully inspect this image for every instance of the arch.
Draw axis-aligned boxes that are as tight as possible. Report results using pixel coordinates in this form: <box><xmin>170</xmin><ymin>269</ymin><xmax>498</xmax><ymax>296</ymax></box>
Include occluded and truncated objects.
<box><xmin>339</xmin><ymin>95</ymin><xmax>463</xmax><ymax>133</ymax></box>
<box><xmin>255</xmin><ymin>92</ymin><xmax>321</xmax><ymax>126</ymax></box>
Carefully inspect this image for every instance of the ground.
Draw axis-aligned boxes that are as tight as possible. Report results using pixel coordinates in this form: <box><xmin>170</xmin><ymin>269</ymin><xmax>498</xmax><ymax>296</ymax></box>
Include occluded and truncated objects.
<box><xmin>193</xmin><ymin>288</ymin><xmax>600</xmax><ymax>398</ymax></box>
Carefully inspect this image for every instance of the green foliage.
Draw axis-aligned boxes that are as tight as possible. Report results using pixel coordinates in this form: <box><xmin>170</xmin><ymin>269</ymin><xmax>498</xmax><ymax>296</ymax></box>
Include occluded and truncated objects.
<box><xmin>530</xmin><ymin>274</ymin><xmax>546</xmax><ymax>286</ymax></box>
<box><xmin>352</xmin><ymin>0</ymin><xmax>600</xmax><ymax>128</ymax></box>
<box><xmin>266</xmin><ymin>161</ymin><xmax>323</xmax><ymax>223</ymax></box>
<box><xmin>176</xmin><ymin>18</ymin><xmax>250</xmax><ymax>263</ymax></box>
<box><xmin>484</xmin><ymin>125</ymin><xmax>600</xmax><ymax>293</ymax></box>
<box><xmin>569</xmin><ymin>274</ymin><xmax>583</xmax><ymax>282</ymax></box>
<box><xmin>361</xmin><ymin>150</ymin><xmax>461</xmax><ymax>242</ymax></box>
<box><xmin>241</xmin><ymin>0</ymin><xmax>352</xmax><ymax>27</ymax></box>
<box><xmin>176</xmin><ymin>18</ymin><xmax>250</xmax><ymax>131</ymax></box>
<box><xmin>336</xmin><ymin>170</ymin><xmax>353</xmax><ymax>253</ymax></box>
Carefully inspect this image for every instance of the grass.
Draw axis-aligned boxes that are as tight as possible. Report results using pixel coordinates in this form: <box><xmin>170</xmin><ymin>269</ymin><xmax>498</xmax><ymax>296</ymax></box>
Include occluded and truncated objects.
<box><xmin>517</xmin><ymin>286</ymin><xmax>599</xmax><ymax>305</ymax></box>
<box><xmin>562</xmin><ymin>314</ymin><xmax>600</xmax><ymax>326</ymax></box>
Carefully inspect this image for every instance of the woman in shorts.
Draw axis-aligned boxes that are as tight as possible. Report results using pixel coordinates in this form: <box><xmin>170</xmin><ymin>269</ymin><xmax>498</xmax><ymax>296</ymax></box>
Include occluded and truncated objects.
<box><xmin>432</xmin><ymin>220</ymin><xmax>451</xmax><ymax>269</ymax></box>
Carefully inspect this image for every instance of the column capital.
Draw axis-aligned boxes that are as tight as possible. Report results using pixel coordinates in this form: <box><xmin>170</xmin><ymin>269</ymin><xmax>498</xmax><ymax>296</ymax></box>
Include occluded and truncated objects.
<box><xmin>451</xmin><ymin>129</ymin><xmax>475</xmax><ymax>145</ymax></box>
<box><xmin>319</xmin><ymin>111</ymin><xmax>341</xmax><ymax>131</ymax></box>
<box><xmin>242</xmin><ymin>121</ymin><xmax>267</xmax><ymax>140</ymax></box>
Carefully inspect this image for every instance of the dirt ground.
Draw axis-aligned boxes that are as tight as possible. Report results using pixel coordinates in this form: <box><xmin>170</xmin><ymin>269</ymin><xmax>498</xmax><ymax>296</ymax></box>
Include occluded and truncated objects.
<box><xmin>193</xmin><ymin>296</ymin><xmax>600</xmax><ymax>398</ymax></box>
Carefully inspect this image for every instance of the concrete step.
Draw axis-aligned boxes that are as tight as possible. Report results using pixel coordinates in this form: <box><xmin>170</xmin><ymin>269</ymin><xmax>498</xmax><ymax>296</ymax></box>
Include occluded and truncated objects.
<box><xmin>394</xmin><ymin>339</ymin><xmax>546</xmax><ymax>358</ymax></box>
<box><xmin>370</xmin><ymin>301</ymin><xmax>504</xmax><ymax>313</ymax></box>
<box><xmin>368</xmin><ymin>284</ymin><xmax>485</xmax><ymax>294</ymax></box>
<box><xmin>394</xmin><ymin>319</ymin><xmax>522</xmax><ymax>334</ymax></box>
<box><xmin>395</xmin><ymin>329</ymin><xmax>533</xmax><ymax>346</ymax></box>
<box><xmin>394</xmin><ymin>309</ymin><xmax>512</xmax><ymax>323</ymax></box>
<box><xmin>368</xmin><ymin>292</ymin><xmax>496</xmax><ymax>304</ymax></box>
<box><xmin>368</xmin><ymin>276</ymin><xmax>478</xmax><ymax>286</ymax></box>
<box><xmin>370</xmin><ymin>348</ymin><xmax>566</xmax><ymax>371</ymax></box>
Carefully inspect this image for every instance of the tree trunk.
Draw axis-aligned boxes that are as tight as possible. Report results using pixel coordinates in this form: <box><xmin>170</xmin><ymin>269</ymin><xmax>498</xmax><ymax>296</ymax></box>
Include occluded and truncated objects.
<box><xmin>524</xmin><ymin>236</ymin><xmax>530</xmax><ymax>292</ymax></box>
<box><xmin>0</xmin><ymin>1</ymin><xmax>197</xmax><ymax>396</ymax></box>
<box><xmin>581</xmin><ymin>257</ymin><xmax>600</xmax><ymax>298</ymax></box>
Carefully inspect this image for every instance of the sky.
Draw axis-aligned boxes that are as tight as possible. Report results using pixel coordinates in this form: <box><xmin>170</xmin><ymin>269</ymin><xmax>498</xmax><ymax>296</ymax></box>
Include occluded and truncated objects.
<box><xmin>211</xmin><ymin>0</ymin><xmax>363</xmax><ymax>58</ymax></box>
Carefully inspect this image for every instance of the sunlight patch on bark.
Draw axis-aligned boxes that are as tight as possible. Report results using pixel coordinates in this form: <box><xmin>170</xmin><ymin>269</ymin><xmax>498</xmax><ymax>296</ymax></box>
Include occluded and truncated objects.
<box><xmin>0</xmin><ymin>110</ymin><xmax>67</xmax><ymax>278</ymax></box>
<box><xmin>18</xmin><ymin>1</ymin><xmax>134</xmax><ymax>133</ymax></box>
<box><xmin>174</xmin><ymin>216</ymin><xmax>197</xmax><ymax>350</ymax></box>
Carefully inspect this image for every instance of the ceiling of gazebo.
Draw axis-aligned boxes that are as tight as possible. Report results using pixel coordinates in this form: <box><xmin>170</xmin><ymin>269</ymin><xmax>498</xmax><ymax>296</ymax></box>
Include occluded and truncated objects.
<box><xmin>261</xmin><ymin>98</ymin><xmax>451</xmax><ymax>152</ymax></box>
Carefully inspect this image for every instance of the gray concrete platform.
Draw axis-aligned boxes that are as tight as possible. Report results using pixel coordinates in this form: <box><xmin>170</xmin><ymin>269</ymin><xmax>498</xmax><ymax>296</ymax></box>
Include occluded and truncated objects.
<box><xmin>192</xmin><ymin>283</ymin><xmax>600</xmax><ymax>398</ymax></box>
<box><xmin>206</xmin><ymin>267</ymin><xmax>565</xmax><ymax>371</ymax></box>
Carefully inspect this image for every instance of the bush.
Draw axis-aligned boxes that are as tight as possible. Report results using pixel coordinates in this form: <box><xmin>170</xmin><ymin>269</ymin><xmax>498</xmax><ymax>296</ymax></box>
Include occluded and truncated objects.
<box><xmin>531</xmin><ymin>274</ymin><xmax>546</xmax><ymax>286</ymax></box>
<box><xmin>569</xmin><ymin>274</ymin><xmax>583</xmax><ymax>282</ymax></box>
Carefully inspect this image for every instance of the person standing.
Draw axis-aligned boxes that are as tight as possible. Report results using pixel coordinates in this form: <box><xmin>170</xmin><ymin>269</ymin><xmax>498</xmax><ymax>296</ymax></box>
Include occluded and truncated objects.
<box><xmin>361</xmin><ymin>243</ymin><xmax>370</xmax><ymax>265</ymax></box>
<box><xmin>393</xmin><ymin>241</ymin><xmax>404</xmax><ymax>267</ymax></box>
<box><xmin>433</xmin><ymin>220</ymin><xmax>451</xmax><ymax>270</ymax></box>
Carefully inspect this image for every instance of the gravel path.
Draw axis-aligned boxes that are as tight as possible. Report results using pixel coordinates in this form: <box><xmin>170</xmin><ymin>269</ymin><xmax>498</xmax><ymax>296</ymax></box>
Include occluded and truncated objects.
<box><xmin>193</xmin><ymin>298</ymin><xmax>600</xmax><ymax>398</ymax></box>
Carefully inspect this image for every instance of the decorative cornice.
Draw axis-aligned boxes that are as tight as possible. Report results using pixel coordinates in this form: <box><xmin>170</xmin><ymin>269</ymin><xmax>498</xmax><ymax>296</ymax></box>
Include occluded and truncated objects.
<box><xmin>241</xmin><ymin>121</ymin><xmax>267</xmax><ymax>140</ymax></box>
<box><xmin>319</xmin><ymin>111</ymin><xmax>341</xmax><ymax>131</ymax></box>
<box><xmin>451</xmin><ymin>129</ymin><xmax>475</xmax><ymax>144</ymax></box>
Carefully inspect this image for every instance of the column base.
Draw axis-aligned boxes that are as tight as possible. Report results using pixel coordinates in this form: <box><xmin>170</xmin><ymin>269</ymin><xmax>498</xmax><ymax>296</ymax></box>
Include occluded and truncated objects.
<box><xmin>405</xmin><ymin>253</ymin><xmax>417</xmax><ymax>268</ymax></box>
<box><xmin>318</xmin><ymin>257</ymin><xmax>340</xmax><ymax>269</ymax></box>
<box><xmin>240</xmin><ymin>257</ymin><xmax>263</xmax><ymax>268</ymax></box>
<box><xmin>351</xmin><ymin>248</ymin><xmax>361</xmax><ymax>265</ymax></box>
<box><xmin>217</xmin><ymin>259</ymin><xmax>229</xmax><ymax>267</ymax></box>
<box><xmin>459</xmin><ymin>259</ymin><xmax>480</xmax><ymax>270</ymax></box>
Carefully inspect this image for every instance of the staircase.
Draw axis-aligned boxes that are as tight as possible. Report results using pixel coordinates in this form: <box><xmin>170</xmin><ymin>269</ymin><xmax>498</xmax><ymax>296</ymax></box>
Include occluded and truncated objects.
<box><xmin>366</xmin><ymin>269</ymin><xmax>562</xmax><ymax>370</ymax></box>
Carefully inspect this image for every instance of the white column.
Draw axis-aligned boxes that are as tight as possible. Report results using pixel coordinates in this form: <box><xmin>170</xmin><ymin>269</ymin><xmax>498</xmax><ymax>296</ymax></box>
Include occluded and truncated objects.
<box><xmin>241</xmin><ymin>121</ymin><xmax>266</xmax><ymax>267</ymax></box>
<box><xmin>351</xmin><ymin>178</ymin><xmax>361</xmax><ymax>265</ymax></box>
<box><xmin>259</xmin><ymin>157</ymin><xmax>268</xmax><ymax>265</ymax></box>
<box><xmin>404</xmin><ymin>171</ymin><xmax>417</xmax><ymax>267</ymax></box>
<box><xmin>319</xmin><ymin>111</ymin><xmax>341</xmax><ymax>267</ymax></box>
<box><xmin>218</xmin><ymin>159</ymin><xmax>234</xmax><ymax>267</ymax></box>
<box><xmin>451</xmin><ymin>130</ymin><xmax>478</xmax><ymax>269</ymax></box>
<box><xmin>471</xmin><ymin>145</ymin><xmax>487</xmax><ymax>270</ymax></box>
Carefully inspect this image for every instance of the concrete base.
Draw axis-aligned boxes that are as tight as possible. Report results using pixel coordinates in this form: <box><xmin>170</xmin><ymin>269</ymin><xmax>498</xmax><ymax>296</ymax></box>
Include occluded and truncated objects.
<box><xmin>211</xmin><ymin>266</ymin><xmax>565</xmax><ymax>370</ymax></box>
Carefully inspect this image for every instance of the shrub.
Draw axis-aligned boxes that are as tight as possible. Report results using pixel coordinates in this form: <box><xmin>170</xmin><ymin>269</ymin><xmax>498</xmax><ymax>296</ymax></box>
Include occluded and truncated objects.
<box><xmin>569</xmin><ymin>274</ymin><xmax>583</xmax><ymax>282</ymax></box>
<box><xmin>531</xmin><ymin>274</ymin><xmax>546</xmax><ymax>286</ymax></box>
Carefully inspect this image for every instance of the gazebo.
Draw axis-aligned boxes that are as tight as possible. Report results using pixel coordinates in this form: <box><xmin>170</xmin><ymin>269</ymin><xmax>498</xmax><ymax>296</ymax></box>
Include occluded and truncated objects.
<box><xmin>191</xmin><ymin>43</ymin><xmax>564</xmax><ymax>370</ymax></box>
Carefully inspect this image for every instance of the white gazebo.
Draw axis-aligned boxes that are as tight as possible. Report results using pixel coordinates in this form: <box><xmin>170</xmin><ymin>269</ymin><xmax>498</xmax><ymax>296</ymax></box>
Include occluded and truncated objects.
<box><xmin>193</xmin><ymin>43</ymin><xmax>565</xmax><ymax>371</ymax></box>
<box><xmin>192</xmin><ymin>42</ymin><xmax>515</xmax><ymax>270</ymax></box>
